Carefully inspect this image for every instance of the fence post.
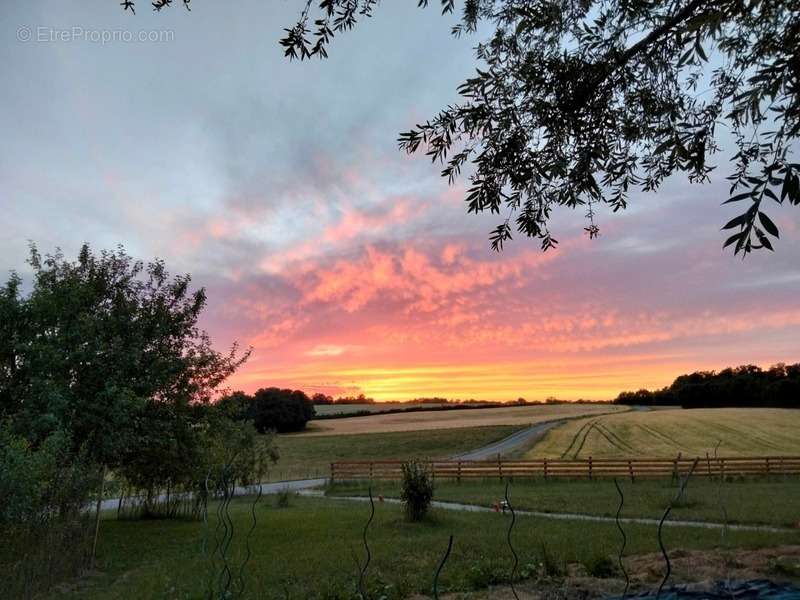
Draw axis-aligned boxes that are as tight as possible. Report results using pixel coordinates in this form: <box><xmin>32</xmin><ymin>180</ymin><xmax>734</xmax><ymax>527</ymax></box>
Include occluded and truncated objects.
<box><xmin>588</xmin><ymin>456</ymin><xmax>593</xmax><ymax>480</ymax></box>
<box><xmin>330</xmin><ymin>462</ymin><xmax>335</xmax><ymax>484</ymax></box>
<box><xmin>628</xmin><ymin>459</ymin><xmax>634</xmax><ymax>483</ymax></box>
<box><xmin>766</xmin><ymin>457</ymin><xmax>771</xmax><ymax>475</ymax></box>
<box><xmin>498</xmin><ymin>456</ymin><xmax>503</xmax><ymax>481</ymax></box>
<box><xmin>706</xmin><ymin>452</ymin><xmax>712</xmax><ymax>477</ymax></box>
<box><xmin>457</xmin><ymin>460</ymin><xmax>462</xmax><ymax>484</ymax></box>
<box><xmin>543</xmin><ymin>458</ymin><xmax>548</xmax><ymax>481</ymax></box>
<box><xmin>672</xmin><ymin>452</ymin><xmax>682</xmax><ymax>484</ymax></box>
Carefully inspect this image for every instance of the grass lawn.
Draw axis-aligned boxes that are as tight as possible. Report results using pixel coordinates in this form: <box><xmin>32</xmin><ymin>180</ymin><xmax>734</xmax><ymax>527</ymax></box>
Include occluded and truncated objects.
<box><xmin>328</xmin><ymin>476</ymin><xmax>800</xmax><ymax>528</ymax></box>
<box><xmin>49</xmin><ymin>495</ymin><xmax>799</xmax><ymax>600</ymax></box>
<box><xmin>526</xmin><ymin>408</ymin><xmax>800</xmax><ymax>459</ymax></box>
<box><xmin>268</xmin><ymin>425</ymin><xmax>523</xmax><ymax>481</ymax></box>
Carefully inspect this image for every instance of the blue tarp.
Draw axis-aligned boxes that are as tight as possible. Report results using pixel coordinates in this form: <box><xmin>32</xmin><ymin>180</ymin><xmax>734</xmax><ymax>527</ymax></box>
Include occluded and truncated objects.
<box><xmin>613</xmin><ymin>579</ymin><xmax>800</xmax><ymax>599</ymax></box>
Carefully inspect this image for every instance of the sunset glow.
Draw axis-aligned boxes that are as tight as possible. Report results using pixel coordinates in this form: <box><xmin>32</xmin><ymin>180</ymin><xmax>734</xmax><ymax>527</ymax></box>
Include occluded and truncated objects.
<box><xmin>3</xmin><ymin>2</ymin><xmax>799</xmax><ymax>402</ymax></box>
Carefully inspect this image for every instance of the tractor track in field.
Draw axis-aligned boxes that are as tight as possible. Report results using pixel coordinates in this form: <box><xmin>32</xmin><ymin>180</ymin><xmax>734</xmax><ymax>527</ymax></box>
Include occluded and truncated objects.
<box><xmin>560</xmin><ymin>418</ymin><xmax>597</xmax><ymax>459</ymax></box>
<box><xmin>593</xmin><ymin>422</ymin><xmax>635</xmax><ymax>454</ymax></box>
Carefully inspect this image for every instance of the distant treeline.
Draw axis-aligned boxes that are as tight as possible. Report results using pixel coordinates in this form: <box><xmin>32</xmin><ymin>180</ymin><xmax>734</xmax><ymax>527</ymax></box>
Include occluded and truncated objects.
<box><xmin>313</xmin><ymin>397</ymin><xmax>611</xmax><ymax>420</ymax></box>
<box><xmin>311</xmin><ymin>393</ymin><xmax>604</xmax><ymax>407</ymax></box>
<box><xmin>311</xmin><ymin>393</ymin><xmax>376</xmax><ymax>405</ymax></box>
<box><xmin>615</xmin><ymin>363</ymin><xmax>800</xmax><ymax>408</ymax></box>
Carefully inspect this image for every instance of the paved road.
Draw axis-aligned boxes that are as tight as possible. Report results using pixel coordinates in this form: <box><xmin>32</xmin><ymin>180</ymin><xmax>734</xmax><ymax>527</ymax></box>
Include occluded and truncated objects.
<box><xmin>97</xmin><ymin>478</ymin><xmax>328</xmax><ymax>512</ymax></box>
<box><xmin>451</xmin><ymin>419</ymin><xmax>564</xmax><ymax>461</ymax></box>
<box><xmin>452</xmin><ymin>404</ymin><xmax>651</xmax><ymax>461</ymax></box>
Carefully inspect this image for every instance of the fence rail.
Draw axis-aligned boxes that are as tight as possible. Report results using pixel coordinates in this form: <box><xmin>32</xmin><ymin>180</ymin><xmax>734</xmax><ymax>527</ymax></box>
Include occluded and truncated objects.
<box><xmin>330</xmin><ymin>456</ymin><xmax>800</xmax><ymax>482</ymax></box>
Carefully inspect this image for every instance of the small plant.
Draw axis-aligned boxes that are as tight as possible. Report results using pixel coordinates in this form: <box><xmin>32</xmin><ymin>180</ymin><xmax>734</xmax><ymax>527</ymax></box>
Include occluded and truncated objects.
<box><xmin>770</xmin><ymin>557</ymin><xmax>800</xmax><ymax>578</ymax></box>
<box><xmin>539</xmin><ymin>542</ymin><xmax>565</xmax><ymax>578</ymax></box>
<box><xmin>582</xmin><ymin>555</ymin><xmax>617</xmax><ymax>578</ymax></box>
<box><xmin>275</xmin><ymin>488</ymin><xmax>294</xmax><ymax>508</ymax></box>
<box><xmin>399</xmin><ymin>460</ymin><xmax>433</xmax><ymax>521</ymax></box>
<box><xmin>466</xmin><ymin>559</ymin><xmax>507</xmax><ymax>589</ymax></box>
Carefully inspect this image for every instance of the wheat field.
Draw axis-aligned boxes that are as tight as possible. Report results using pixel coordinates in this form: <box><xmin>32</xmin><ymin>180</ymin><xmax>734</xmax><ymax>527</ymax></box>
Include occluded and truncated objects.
<box><xmin>300</xmin><ymin>403</ymin><xmax>627</xmax><ymax>436</ymax></box>
<box><xmin>525</xmin><ymin>407</ymin><xmax>800</xmax><ymax>459</ymax></box>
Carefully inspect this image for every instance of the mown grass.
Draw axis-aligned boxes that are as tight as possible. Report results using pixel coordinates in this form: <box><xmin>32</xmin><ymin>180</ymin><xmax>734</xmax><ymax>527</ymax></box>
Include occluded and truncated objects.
<box><xmin>526</xmin><ymin>408</ymin><xmax>800</xmax><ymax>459</ymax></box>
<box><xmin>267</xmin><ymin>425</ymin><xmax>523</xmax><ymax>481</ymax></box>
<box><xmin>49</xmin><ymin>495</ymin><xmax>799</xmax><ymax>600</ymax></box>
<box><xmin>328</xmin><ymin>476</ymin><xmax>800</xmax><ymax>527</ymax></box>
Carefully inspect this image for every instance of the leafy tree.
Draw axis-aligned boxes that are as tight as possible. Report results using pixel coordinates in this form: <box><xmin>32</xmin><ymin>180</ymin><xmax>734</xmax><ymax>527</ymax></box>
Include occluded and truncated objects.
<box><xmin>128</xmin><ymin>0</ymin><xmax>800</xmax><ymax>254</ymax></box>
<box><xmin>0</xmin><ymin>243</ymin><xmax>253</xmax><ymax>588</ymax></box>
<box><xmin>219</xmin><ymin>387</ymin><xmax>316</xmax><ymax>433</ymax></box>
<box><xmin>615</xmin><ymin>362</ymin><xmax>800</xmax><ymax>407</ymax></box>
<box><xmin>0</xmin><ymin>244</ymin><xmax>250</xmax><ymax>471</ymax></box>
<box><xmin>311</xmin><ymin>392</ymin><xmax>334</xmax><ymax>404</ymax></box>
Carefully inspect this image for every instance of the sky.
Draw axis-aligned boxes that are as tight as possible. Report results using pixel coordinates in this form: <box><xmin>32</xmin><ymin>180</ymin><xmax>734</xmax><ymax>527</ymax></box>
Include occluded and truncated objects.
<box><xmin>2</xmin><ymin>1</ymin><xmax>799</xmax><ymax>401</ymax></box>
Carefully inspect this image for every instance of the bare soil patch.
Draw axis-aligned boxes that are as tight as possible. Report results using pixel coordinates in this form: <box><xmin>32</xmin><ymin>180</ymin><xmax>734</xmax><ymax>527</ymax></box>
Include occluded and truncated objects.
<box><xmin>412</xmin><ymin>545</ymin><xmax>800</xmax><ymax>599</ymax></box>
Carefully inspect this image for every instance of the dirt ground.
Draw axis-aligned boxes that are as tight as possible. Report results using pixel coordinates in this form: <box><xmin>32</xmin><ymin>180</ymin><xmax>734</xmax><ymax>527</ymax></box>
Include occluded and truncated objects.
<box><xmin>411</xmin><ymin>545</ymin><xmax>800</xmax><ymax>599</ymax></box>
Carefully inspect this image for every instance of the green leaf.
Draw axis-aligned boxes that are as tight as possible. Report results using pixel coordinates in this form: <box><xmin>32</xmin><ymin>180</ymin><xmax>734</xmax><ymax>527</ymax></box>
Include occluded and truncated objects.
<box><xmin>652</xmin><ymin>139</ymin><xmax>674</xmax><ymax>155</ymax></box>
<box><xmin>721</xmin><ymin>213</ymin><xmax>747</xmax><ymax>230</ymax></box>
<box><xmin>723</xmin><ymin>192</ymin><xmax>753</xmax><ymax>204</ymax></box>
<box><xmin>723</xmin><ymin>232</ymin><xmax>742</xmax><ymax>249</ymax></box>
<box><xmin>763</xmin><ymin>187</ymin><xmax>779</xmax><ymax>202</ymax></box>
<box><xmin>758</xmin><ymin>212</ymin><xmax>780</xmax><ymax>237</ymax></box>
<box><xmin>756</xmin><ymin>229</ymin><xmax>774</xmax><ymax>251</ymax></box>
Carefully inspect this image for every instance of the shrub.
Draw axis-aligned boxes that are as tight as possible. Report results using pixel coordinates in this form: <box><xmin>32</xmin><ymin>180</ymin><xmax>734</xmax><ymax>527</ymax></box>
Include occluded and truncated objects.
<box><xmin>0</xmin><ymin>424</ymin><xmax>99</xmax><ymax>598</ymax></box>
<box><xmin>275</xmin><ymin>488</ymin><xmax>294</xmax><ymax>508</ymax></box>
<box><xmin>399</xmin><ymin>460</ymin><xmax>433</xmax><ymax>521</ymax></box>
<box><xmin>539</xmin><ymin>542</ymin><xmax>565</xmax><ymax>578</ymax></box>
<box><xmin>582</xmin><ymin>555</ymin><xmax>617</xmax><ymax>578</ymax></box>
<box><xmin>0</xmin><ymin>424</ymin><xmax>98</xmax><ymax>524</ymax></box>
<box><xmin>466</xmin><ymin>559</ymin><xmax>507</xmax><ymax>589</ymax></box>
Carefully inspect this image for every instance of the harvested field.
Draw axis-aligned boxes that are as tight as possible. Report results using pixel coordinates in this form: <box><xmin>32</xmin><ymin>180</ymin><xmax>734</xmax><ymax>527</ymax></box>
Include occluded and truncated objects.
<box><xmin>313</xmin><ymin>402</ymin><xmax>449</xmax><ymax>416</ymax></box>
<box><xmin>527</xmin><ymin>408</ymin><xmax>800</xmax><ymax>459</ymax></box>
<box><xmin>299</xmin><ymin>403</ymin><xmax>627</xmax><ymax>436</ymax></box>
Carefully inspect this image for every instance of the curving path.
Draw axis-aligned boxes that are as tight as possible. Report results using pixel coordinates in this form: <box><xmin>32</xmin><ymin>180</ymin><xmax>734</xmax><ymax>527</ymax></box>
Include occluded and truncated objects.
<box><xmin>450</xmin><ymin>419</ymin><xmax>564</xmax><ymax>460</ymax></box>
<box><xmin>306</xmin><ymin>492</ymin><xmax>795</xmax><ymax>534</ymax></box>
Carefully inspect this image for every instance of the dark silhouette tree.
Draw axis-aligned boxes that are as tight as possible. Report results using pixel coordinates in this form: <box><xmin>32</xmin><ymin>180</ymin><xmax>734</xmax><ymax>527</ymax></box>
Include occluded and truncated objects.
<box><xmin>128</xmin><ymin>0</ymin><xmax>800</xmax><ymax>255</ymax></box>
<box><xmin>311</xmin><ymin>392</ymin><xmax>334</xmax><ymax>404</ymax></box>
<box><xmin>219</xmin><ymin>387</ymin><xmax>316</xmax><ymax>433</ymax></box>
<box><xmin>616</xmin><ymin>362</ymin><xmax>800</xmax><ymax>408</ymax></box>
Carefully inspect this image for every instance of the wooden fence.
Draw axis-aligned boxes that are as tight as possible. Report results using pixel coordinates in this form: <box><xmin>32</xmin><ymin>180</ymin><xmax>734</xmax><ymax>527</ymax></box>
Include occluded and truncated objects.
<box><xmin>330</xmin><ymin>456</ymin><xmax>800</xmax><ymax>482</ymax></box>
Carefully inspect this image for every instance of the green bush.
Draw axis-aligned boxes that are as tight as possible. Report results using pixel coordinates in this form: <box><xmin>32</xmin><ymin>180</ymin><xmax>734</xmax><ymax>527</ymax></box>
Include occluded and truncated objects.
<box><xmin>0</xmin><ymin>424</ymin><xmax>98</xmax><ymax>524</ymax></box>
<box><xmin>465</xmin><ymin>559</ymin><xmax>507</xmax><ymax>589</ymax></box>
<box><xmin>399</xmin><ymin>460</ymin><xmax>433</xmax><ymax>521</ymax></box>
<box><xmin>582</xmin><ymin>554</ymin><xmax>617</xmax><ymax>578</ymax></box>
<box><xmin>0</xmin><ymin>424</ymin><xmax>99</xmax><ymax>598</ymax></box>
<box><xmin>275</xmin><ymin>488</ymin><xmax>294</xmax><ymax>508</ymax></box>
<box><xmin>539</xmin><ymin>542</ymin><xmax>565</xmax><ymax>577</ymax></box>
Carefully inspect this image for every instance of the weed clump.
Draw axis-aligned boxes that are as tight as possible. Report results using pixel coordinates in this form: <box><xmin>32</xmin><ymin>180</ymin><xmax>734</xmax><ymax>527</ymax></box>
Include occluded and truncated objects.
<box><xmin>275</xmin><ymin>488</ymin><xmax>294</xmax><ymax>508</ymax></box>
<box><xmin>400</xmin><ymin>460</ymin><xmax>433</xmax><ymax>521</ymax></box>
